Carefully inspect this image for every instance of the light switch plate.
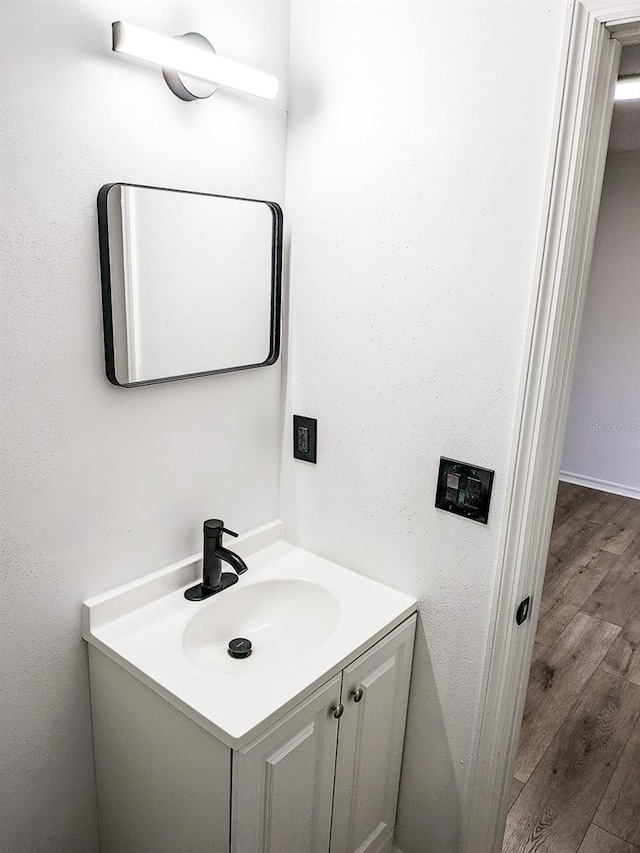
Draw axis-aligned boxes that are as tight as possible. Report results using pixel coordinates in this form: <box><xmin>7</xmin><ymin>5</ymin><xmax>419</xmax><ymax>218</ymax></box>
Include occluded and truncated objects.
<box><xmin>435</xmin><ymin>457</ymin><xmax>494</xmax><ymax>524</ymax></box>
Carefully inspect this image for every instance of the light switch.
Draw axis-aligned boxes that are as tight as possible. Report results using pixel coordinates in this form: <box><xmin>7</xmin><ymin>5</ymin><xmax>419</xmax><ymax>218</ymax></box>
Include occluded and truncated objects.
<box><xmin>464</xmin><ymin>477</ymin><xmax>481</xmax><ymax>508</ymax></box>
<box><xmin>446</xmin><ymin>472</ymin><xmax>460</xmax><ymax>503</ymax></box>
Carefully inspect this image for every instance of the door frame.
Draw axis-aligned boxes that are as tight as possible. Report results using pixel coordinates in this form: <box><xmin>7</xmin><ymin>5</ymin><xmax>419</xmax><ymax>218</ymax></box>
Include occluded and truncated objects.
<box><xmin>464</xmin><ymin>2</ymin><xmax>640</xmax><ymax>851</ymax></box>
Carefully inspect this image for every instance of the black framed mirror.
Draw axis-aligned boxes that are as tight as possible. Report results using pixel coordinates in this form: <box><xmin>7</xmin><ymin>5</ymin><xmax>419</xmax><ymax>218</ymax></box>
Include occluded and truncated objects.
<box><xmin>97</xmin><ymin>183</ymin><xmax>283</xmax><ymax>387</ymax></box>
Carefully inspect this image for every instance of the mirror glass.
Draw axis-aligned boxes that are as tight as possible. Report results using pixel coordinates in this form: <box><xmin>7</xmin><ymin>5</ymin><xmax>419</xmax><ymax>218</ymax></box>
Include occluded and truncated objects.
<box><xmin>98</xmin><ymin>183</ymin><xmax>282</xmax><ymax>387</ymax></box>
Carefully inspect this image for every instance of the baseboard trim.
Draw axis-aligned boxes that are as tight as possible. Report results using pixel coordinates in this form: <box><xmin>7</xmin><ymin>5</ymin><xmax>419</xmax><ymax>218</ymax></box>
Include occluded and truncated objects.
<box><xmin>559</xmin><ymin>470</ymin><xmax>640</xmax><ymax>500</ymax></box>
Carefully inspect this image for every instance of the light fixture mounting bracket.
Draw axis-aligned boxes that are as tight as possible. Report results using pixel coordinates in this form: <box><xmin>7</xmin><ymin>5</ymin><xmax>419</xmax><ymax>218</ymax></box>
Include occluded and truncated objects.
<box><xmin>161</xmin><ymin>32</ymin><xmax>218</xmax><ymax>101</ymax></box>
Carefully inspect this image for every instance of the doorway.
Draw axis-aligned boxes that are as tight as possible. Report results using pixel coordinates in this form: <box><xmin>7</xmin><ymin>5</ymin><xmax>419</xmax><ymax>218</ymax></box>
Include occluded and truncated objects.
<box><xmin>465</xmin><ymin>5</ymin><xmax>640</xmax><ymax>851</ymax></box>
<box><xmin>503</xmin><ymin>50</ymin><xmax>640</xmax><ymax>846</ymax></box>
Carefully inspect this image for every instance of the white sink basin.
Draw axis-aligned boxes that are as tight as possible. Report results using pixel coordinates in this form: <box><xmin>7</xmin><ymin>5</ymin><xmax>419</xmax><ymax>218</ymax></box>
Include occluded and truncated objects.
<box><xmin>82</xmin><ymin>521</ymin><xmax>417</xmax><ymax>748</ymax></box>
<box><xmin>182</xmin><ymin>578</ymin><xmax>340</xmax><ymax>673</ymax></box>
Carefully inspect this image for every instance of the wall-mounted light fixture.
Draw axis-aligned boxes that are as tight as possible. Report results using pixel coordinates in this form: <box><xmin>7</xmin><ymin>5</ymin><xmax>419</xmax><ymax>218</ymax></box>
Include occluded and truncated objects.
<box><xmin>111</xmin><ymin>21</ymin><xmax>279</xmax><ymax>102</ymax></box>
<box><xmin>614</xmin><ymin>75</ymin><xmax>640</xmax><ymax>101</ymax></box>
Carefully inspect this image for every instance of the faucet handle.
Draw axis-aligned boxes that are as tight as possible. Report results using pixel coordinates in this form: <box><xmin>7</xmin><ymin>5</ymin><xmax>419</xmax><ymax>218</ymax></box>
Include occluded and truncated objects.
<box><xmin>222</xmin><ymin>527</ymin><xmax>238</xmax><ymax>538</ymax></box>
<box><xmin>203</xmin><ymin>519</ymin><xmax>239</xmax><ymax>538</ymax></box>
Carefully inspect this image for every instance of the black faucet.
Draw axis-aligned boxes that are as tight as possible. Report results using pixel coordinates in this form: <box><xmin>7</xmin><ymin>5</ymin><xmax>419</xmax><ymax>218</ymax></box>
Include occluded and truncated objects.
<box><xmin>184</xmin><ymin>519</ymin><xmax>249</xmax><ymax>601</ymax></box>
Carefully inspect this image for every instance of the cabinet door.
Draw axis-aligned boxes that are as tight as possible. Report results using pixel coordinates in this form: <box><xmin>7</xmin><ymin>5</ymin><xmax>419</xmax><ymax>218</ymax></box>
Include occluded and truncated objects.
<box><xmin>330</xmin><ymin>615</ymin><xmax>417</xmax><ymax>853</ymax></box>
<box><xmin>232</xmin><ymin>674</ymin><xmax>342</xmax><ymax>853</ymax></box>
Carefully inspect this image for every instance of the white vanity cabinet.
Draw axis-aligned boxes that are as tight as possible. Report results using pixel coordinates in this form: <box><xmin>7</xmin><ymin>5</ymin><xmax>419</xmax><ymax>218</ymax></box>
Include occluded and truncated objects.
<box><xmin>232</xmin><ymin>616</ymin><xmax>416</xmax><ymax>853</ymax></box>
<box><xmin>89</xmin><ymin>615</ymin><xmax>416</xmax><ymax>853</ymax></box>
<box><xmin>84</xmin><ymin>529</ymin><xmax>418</xmax><ymax>853</ymax></box>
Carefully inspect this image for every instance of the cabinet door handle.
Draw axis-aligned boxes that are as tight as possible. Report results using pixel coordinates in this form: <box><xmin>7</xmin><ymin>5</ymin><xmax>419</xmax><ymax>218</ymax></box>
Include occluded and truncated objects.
<box><xmin>351</xmin><ymin>687</ymin><xmax>364</xmax><ymax>703</ymax></box>
<box><xmin>331</xmin><ymin>702</ymin><xmax>345</xmax><ymax>719</ymax></box>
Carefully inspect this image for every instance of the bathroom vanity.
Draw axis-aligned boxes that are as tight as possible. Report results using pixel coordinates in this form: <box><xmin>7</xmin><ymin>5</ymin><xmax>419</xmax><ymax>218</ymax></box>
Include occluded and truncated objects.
<box><xmin>83</xmin><ymin>521</ymin><xmax>417</xmax><ymax>853</ymax></box>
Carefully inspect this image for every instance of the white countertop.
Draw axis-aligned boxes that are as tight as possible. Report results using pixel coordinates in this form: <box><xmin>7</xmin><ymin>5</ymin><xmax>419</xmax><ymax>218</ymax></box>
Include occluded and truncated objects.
<box><xmin>82</xmin><ymin>521</ymin><xmax>417</xmax><ymax>749</ymax></box>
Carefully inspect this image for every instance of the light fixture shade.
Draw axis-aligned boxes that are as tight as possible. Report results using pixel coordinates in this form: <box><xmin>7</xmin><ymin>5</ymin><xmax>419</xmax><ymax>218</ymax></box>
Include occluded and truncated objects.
<box><xmin>111</xmin><ymin>21</ymin><xmax>279</xmax><ymax>101</ymax></box>
<box><xmin>614</xmin><ymin>76</ymin><xmax>640</xmax><ymax>101</ymax></box>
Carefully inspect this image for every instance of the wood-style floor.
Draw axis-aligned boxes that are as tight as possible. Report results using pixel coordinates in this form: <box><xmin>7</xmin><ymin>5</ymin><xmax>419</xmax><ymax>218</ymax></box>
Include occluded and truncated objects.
<box><xmin>503</xmin><ymin>481</ymin><xmax>640</xmax><ymax>853</ymax></box>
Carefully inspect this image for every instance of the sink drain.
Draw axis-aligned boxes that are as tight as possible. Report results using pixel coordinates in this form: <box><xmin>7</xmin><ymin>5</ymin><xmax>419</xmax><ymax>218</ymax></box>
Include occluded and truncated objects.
<box><xmin>228</xmin><ymin>637</ymin><xmax>252</xmax><ymax>659</ymax></box>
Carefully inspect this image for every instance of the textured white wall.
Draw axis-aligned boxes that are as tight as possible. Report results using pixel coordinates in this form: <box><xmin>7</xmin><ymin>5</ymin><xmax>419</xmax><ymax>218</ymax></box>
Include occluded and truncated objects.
<box><xmin>0</xmin><ymin>2</ymin><xmax>288</xmax><ymax>850</ymax></box>
<box><xmin>281</xmin><ymin>3</ymin><xmax>569</xmax><ymax>850</ymax></box>
<box><xmin>561</xmin><ymin>150</ymin><xmax>640</xmax><ymax>496</ymax></box>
